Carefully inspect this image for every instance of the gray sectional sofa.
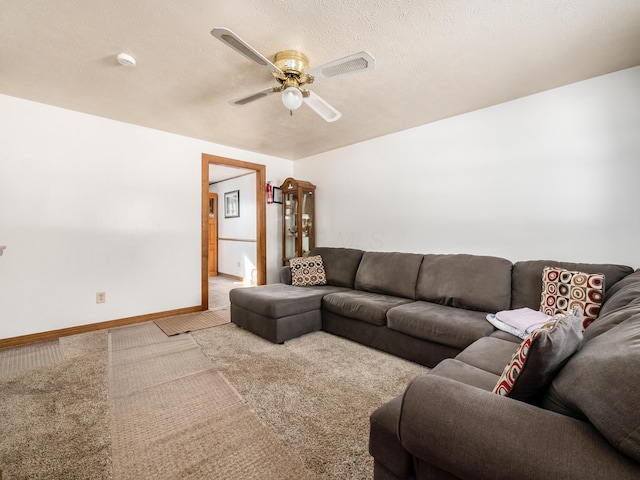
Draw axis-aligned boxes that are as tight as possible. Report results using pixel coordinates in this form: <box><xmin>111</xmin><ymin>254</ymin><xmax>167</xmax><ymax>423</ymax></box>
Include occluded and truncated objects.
<box><xmin>228</xmin><ymin>246</ymin><xmax>640</xmax><ymax>479</ymax></box>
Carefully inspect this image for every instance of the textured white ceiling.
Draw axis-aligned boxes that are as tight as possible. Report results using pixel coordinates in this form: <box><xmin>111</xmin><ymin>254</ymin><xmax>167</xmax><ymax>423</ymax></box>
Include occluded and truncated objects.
<box><xmin>2</xmin><ymin>1</ymin><xmax>640</xmax><ymax>160</ymax></box>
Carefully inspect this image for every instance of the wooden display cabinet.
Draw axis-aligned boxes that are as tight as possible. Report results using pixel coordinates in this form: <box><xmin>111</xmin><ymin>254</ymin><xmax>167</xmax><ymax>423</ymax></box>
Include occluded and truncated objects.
<box><xmin>280</xmin><ymin>177</ymin><xmax>316</xmax><ymax>264</ymax></box>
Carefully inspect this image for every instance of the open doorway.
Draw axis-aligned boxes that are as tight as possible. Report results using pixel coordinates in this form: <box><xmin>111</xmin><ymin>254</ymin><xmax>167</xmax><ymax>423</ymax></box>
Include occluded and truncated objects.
<box><xmin>201</xmin><ymin>154</ymin><xmax>266</xmax><ymax>310</ymax></box>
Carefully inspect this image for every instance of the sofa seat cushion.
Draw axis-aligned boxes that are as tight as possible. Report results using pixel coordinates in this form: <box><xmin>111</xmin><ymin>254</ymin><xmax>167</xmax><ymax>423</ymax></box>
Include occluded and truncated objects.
<box><xmin>354</xmin><ymin>251</ymin><xmax>424</xmax><ymax>299</ymax></box>
<box><xmin>229</xmin><ymin>284</ymin><xmax>346</xmax><ymax>318</ymax></box>
<box><xmin>322</xmin><ymin>290</ymin><xmax>413</xmax><ymax>326</ymax></box>
<box><xmin>428</xmin><ymin>359</ymin><xmax>499</xmax><ymax>391</ymax></box>
<box><xmin>455</xmin><ymin>337</ymin><xmax>520</xmax><ymax>375</ymax></box>
<box><xmin>489</xmin><ymin>329</ymin><xmax>523</xmax><ymax>343</ymax></box>
<box><xmin>416</xmin><ymin>254</ymin><xmax>513</xmax><ymax>312</ymax></box>
<box><xmin>386</xmin><ymin>301</ymin><xmax>495</xmax><ymax>350</ymax></box>
<box><xmin>543</xmin><ymin>310</ymin><xmax>640</xmax><ymax>462</ymax></box>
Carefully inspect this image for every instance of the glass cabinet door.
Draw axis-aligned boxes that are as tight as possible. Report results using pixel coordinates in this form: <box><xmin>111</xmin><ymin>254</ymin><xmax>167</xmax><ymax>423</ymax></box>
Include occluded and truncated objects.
<box><xmin>280</xmin><ymin>178</ymin><xmax>316</xmax><ymax>265</ymax></box>
<box><xmin>301</xmin><ymin>189</ymin><xmax>313</xmax><ymax>254</ymax></box>
<box><xmin>284</xmin><ymin>192</ymin><xmax>298</xmax><ymax>261</ymax></box>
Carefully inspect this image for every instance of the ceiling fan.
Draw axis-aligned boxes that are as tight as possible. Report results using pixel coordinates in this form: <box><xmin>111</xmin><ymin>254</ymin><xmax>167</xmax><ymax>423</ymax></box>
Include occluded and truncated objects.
<box><xmin>211</xmin><ymin>27</ymin><xmax>375</xmax><ymax>122</ymax></box>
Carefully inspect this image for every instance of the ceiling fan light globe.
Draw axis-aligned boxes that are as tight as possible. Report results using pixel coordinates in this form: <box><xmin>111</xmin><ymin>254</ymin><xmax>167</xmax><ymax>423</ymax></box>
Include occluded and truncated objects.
<box><xmin>282</xmin><ymin>87</ymin><xmax>303</xmax><ymax>110</ymax></box>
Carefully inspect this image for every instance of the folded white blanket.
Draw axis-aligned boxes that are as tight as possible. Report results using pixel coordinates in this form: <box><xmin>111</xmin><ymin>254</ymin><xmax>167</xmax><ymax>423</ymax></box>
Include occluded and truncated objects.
<box><xmin>486</xmin><ymin>307</ymin><xmax>551</xmax><ymax>339</ymax></box>
<box><xmin>497</xmin><ymin>307</ymin><xmax>551</xmax><ymax>333</ymax></box>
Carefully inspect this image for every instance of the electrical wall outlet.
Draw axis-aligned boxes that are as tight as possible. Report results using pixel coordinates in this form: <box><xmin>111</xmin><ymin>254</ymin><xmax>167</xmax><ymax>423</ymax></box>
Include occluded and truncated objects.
<box><xmin>96</xmin><ymin>292</ymin><xmax>106</xmax><ymax>304</ymax></box>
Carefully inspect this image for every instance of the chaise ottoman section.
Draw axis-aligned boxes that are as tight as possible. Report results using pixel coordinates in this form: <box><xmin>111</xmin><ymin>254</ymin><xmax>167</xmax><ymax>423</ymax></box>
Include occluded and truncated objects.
<box><xmin>229</xmin><ymin>283</ymin><xmax>347</xmax><ymax>343</ymax></box>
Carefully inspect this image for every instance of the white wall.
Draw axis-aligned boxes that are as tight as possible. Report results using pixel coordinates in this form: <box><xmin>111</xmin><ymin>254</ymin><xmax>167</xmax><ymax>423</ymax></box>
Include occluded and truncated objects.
<box><xmin>0</xmin><ymin>94</ymin><xmax>292</xmax><ymax>340</ymax></box>
<box><xmin>209</xmin><ymin>173</ymin><xmax>258</xmax><ymax>280</ymax></box>
<box><xmin>294</xmin><ymin>67</ymin><xmax>640</xmax><ymax>268</ymax></box>
<box><xmin>2</xmin><ymin>67</ymin><xmax>639</xmax><ymax>340</ymax></box>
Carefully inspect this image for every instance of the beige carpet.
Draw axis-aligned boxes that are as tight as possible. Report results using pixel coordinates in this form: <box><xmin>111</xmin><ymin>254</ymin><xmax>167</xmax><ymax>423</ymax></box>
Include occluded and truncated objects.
<box><xmin>154</xmin><ymin>308</ymin><xmax>230</xmax><ymax>336</ymax></box>
<box><xmin>192</xmin><ymin>324</ymin><xmax>430</xmax><ymax>479</ymax></box>
<box><xmin>0</xmin><ymin>339</ymin><xmax>65</xmax><ymax>375</ymax></box>
<box><xmin>1</xmin><ymin>321</ymin><xmax>428</xmax><ymax>479</ymax></box>
<box><xmin>108</xmin><ymin>322</ymin><xmax>314</xmax><ymax>480</ymax></box>
<box><xmin>0</xmin><ymin>331</ymin><xmax>110</xmax><ymax>480</ymax></box>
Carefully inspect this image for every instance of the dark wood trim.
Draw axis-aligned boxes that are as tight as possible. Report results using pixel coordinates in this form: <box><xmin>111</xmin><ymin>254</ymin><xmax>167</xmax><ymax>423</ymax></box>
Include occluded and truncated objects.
<box><xmin>202</xmin><ymin>157</ymin><xmax>210</xmax><ymax>309</ymax></box>
<box><xmin>202</xmin><ymin>154</ymin><xmax>267</xmax><ymax>310</ymax></box>
<box><xmin>0</xmin><ymin>306</ymin><xmax>204</xmax><ymax>349</ymax></box>
<box><xmin>256</xmin><ymin>165</ymin><xmax>267</xmax><ymax>285</ymax></box>
<box><xmin>217</xmin><ymin>272</ymin><xmax>246</xmax><ymax>282</ymax></box>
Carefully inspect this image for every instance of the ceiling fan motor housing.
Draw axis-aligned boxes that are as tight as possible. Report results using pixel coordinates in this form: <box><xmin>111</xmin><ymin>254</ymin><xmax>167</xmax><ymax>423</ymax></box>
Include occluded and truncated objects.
<box><xmin>274</xmin><ymin>50</ymin><xmax>309</xmax><ymax>75</ymax></box>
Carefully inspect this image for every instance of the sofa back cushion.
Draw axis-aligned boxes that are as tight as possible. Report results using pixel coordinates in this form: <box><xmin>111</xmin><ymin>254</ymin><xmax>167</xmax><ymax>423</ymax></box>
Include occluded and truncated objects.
<box><xmin>354</xmin><ymin>251</ymin><xmax>424</xmax><ymax>299</ymax></box>
<box><xmin>309</xmin><ymin>247</ymin><xmax>364</xmax><ymax>288</ymax></box>
<box><xmin>415</xmin><ymin>254</ymin><xmax>512</xmax><ymax>312</ymax></box>
<box><xmin>599</xmin><ymin>269</ymin><xmax>640</xmax><ymax>317</ymax></box>
<box><xmin>582</xmin><ymin>269</ymin><xmax>640</xmax><ymax>342</ymax></box>
<box><xmin>510</xmin><ymin>260</ymin><xmax>633</xmax><ymax>311</ymax></box>
<box><xmin>582</xmin><ymin>302</ymin><xmax>640</xmax><ymax>343</ymax></box>
<box><xmin>543</xmin><ymin>310</ymin><xmax>640</xmax><ymax>462</ymax></box>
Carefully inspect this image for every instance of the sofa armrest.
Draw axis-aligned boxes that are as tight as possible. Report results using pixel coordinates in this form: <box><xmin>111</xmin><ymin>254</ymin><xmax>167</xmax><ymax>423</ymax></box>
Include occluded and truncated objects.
<box><xmin>279</xmin><ymin>265</ymin><xmax>292</xmax><ymax>284</ymax></box>
<box><xmin>399</xmin><ymin>374</ymin><xmax>639</xmax><ymax>480</ymax></box>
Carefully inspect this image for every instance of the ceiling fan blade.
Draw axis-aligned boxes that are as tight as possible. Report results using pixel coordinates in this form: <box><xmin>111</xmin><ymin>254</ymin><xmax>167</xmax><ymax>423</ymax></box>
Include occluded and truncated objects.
<box><xmin>303</xmin><ymin>91</ymin><xmax>342</xmax><ymax>122</ymax></box>
<box><xmin>211</xmin><ymin>27</ymin><xmax>282</xmax><ymax>74</ymax></box>
<box><xmin>307</xmin><ymin>51</ymin><xmax>375</xmax><ymax>82</ymax></box>
<box><xmin>229</xmin><ymin>88</ymin><xmax>275</xmax><ymax>106</ymax></box>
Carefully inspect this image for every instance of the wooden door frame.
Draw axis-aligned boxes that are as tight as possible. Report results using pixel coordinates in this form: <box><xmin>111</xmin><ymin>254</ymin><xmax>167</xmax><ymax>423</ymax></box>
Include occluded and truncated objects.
<box><xmin>207</xmin><ymin>192</ymin><xmax>218</xmax><ymax>277</ymax></box>
<box><xmin>201</xmin><ymin>154</ymin><xmax>266</xmax><ymax>309</ymax></box>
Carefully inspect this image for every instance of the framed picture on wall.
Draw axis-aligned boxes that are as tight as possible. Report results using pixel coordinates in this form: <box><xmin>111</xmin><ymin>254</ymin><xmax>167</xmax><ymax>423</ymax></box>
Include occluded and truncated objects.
<box><xmin>273</xmin><ymin>186</ymin><xmax>283</xmax><ymax>204</ymax></box>
<box><xmin>224</xmin><ymin>190</ymin><xmax>240</xmax><ymax>218</ymax></box>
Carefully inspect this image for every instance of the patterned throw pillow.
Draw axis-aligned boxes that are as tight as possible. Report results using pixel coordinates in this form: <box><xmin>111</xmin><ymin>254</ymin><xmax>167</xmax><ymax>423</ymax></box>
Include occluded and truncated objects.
<box><xmin>540</xmin><ymin>266</ymin><xmax>604</xmax><ymax>331</ymax></box>
<box><xmin>290</xmin><ymin>255</ymin><xmax>327</xmax><ymax>287</ymax></box>
<box><xmin>493</xmin><ymin>308</ymin><xmax>583</xmax><ymax>402</ymax></box>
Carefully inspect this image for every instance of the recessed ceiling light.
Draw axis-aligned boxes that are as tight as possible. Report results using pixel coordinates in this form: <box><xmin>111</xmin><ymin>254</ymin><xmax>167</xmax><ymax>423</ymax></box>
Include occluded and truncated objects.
<box><xmin>116</xmin><ymin>53</ymin><xmax>136</xmax><ymax>68</ymax></box>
